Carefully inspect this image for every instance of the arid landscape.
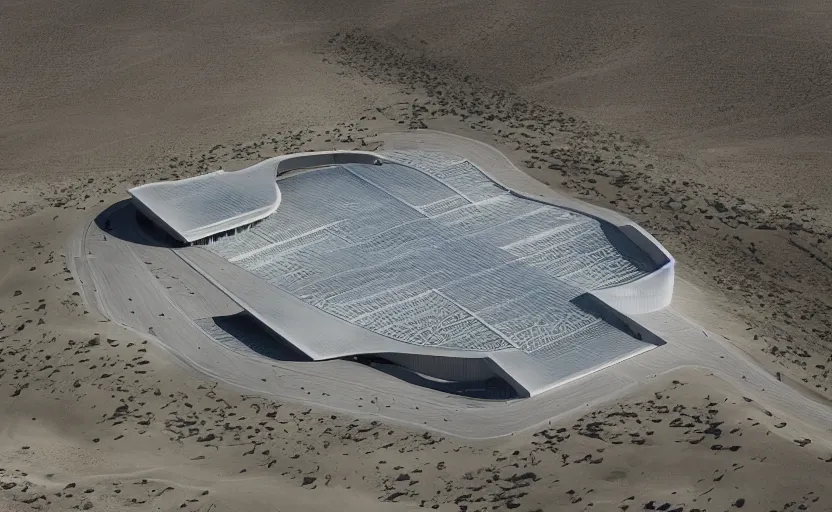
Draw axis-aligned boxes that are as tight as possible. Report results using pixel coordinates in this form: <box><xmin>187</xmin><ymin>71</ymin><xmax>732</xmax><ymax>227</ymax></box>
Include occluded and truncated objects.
<box><xmin>2</xmin><ymin>0</ymin><xmax>832</xmax><ymax>510</ymax></box>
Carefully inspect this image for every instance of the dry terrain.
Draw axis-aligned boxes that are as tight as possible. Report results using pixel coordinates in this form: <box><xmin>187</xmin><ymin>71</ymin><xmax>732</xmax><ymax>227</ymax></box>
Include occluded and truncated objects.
<box><xmin>2</xmin><ymin>0</ymin><xmax>832</xmax><ymax>510</ymax></box>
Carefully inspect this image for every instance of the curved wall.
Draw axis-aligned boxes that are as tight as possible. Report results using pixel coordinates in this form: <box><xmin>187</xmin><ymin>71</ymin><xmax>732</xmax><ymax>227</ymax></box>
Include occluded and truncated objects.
<box><xmin>375</xmin><ymin>130</ymin><xmax>675</xmax><ymax>313</ymax></box>
<box><xmin>495</xmin><ymin>175</ymin><xmax>674</xmax><ymax>315</ymax></box>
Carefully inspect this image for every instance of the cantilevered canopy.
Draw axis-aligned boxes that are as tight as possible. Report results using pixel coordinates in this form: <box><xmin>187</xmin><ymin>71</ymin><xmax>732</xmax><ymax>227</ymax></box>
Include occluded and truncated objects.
<box><xmin>128</xmin><ymin>166</ymin><xmax>280</xmax><ymax>243</ymax></box>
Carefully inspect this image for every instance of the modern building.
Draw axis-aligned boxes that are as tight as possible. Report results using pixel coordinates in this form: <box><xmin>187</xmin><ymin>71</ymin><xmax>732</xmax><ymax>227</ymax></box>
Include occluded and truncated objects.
<box><xmin>128</xmin><ymin>148</ymin><xmax>674</xmax><ymax>397</ymax></box>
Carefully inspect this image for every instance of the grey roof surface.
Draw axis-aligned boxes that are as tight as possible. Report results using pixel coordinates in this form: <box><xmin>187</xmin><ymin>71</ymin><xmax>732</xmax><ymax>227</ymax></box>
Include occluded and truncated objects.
<box><xmin>188</xmin><ymin>150</ymin><xmax>667</xmax><ymax>394</ymax></box>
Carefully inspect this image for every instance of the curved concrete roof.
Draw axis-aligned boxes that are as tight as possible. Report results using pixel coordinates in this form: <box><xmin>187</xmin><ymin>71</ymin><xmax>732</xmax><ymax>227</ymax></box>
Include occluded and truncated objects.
<box><xmin>128</xmin><ymin>165</ymin><xmax>281</xmax><ymax>243</ymax></box>
<box><xmin>128</xmin><ymin>141</ymin><xmax>675</xmax><ymax>397</ymax></box>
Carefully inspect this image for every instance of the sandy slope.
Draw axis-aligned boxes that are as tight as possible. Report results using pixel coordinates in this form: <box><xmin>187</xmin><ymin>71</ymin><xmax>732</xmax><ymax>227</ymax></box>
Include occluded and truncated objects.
<box><xmin>0</xmin><ymin>0</ymin><xmax>394</xmax><ymax>182</ymax></box>
<box><xmin>4</xmin><ymin>0</ymin><xmax>831</xmax><ymax>205</ymax></box>
<box><xmin>2</xmin><ymin>0</ymin><xmax>832</xmax><ymax>510</ymax></box>
<box><xmin>366</xmin><ymin>0</ymin><xmax>832</xmax><ymax>208</ymax></box>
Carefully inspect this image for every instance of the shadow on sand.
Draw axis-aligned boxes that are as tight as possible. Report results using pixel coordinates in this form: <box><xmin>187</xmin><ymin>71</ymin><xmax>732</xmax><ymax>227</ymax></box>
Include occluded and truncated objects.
<box><xmin>571</xmin><ymin>293</ymin><xmax>666</xmax><ymax>348</ymax></box>
<box><xmin>197</xmin><ymin>313</ymin><xmax>310</xmax><ymax>362</ymax></box>
<box><xmin>354</xmin><ymin>356</ymin><xmax>519</xmax><ymax>400</ymax></box>
<box><xmin>94</xmin><ymin>200</ymin><xmax>182</xmax><ymax>248</ymax></box>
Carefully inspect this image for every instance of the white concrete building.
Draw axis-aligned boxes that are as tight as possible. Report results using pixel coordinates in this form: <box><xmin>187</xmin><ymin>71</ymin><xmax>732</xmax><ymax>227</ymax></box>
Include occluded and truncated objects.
<box><xmin>128</xmin><ymin>147</ymin><xmax>674</xmax><ymax>397</ymax></box>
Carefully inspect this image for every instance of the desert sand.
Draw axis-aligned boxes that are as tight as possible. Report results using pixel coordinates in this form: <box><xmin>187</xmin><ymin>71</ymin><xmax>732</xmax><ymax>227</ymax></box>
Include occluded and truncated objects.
<box><xmin>2</xmin><ymin>0</ymin><xmax>832</xmax><ymax>510</ymax></box>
